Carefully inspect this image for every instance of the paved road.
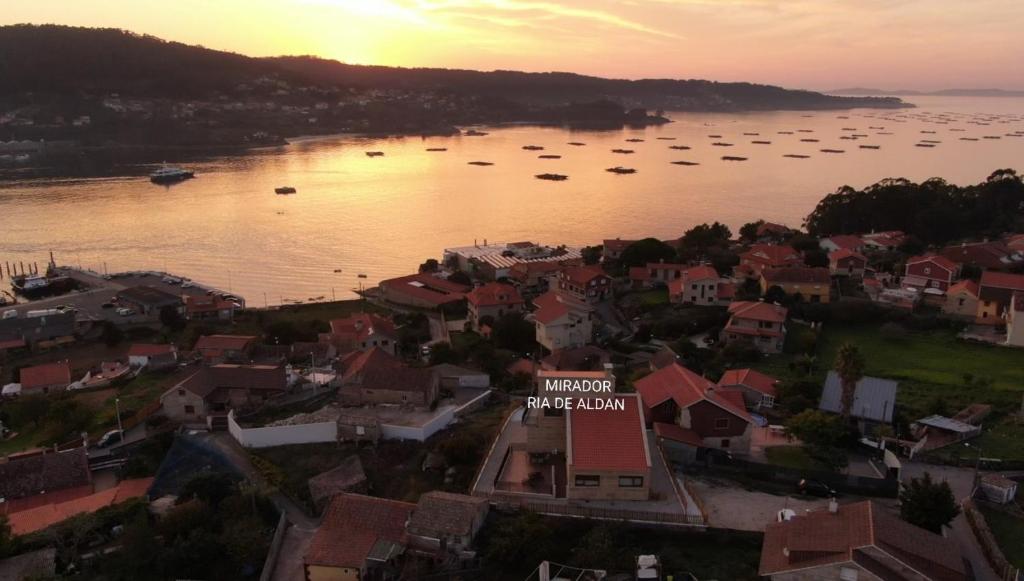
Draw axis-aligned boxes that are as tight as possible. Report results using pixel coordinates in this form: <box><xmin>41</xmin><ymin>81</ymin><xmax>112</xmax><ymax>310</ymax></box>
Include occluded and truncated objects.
<box><xmin>687</xmin><ymin>474</ymin><xmax>834</xmax><ymax>531</ymax></box>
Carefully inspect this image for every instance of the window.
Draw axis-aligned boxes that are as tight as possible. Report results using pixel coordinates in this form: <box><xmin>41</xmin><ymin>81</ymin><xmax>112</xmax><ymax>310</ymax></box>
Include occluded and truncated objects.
<box><xmin>691</xmin><ymin>284</ymin><xmax>698</xmax><ymax>290</ymax></box>
<box><xmin>762</xmin><ymin>395</ymin><xmax>775</xmax><ymax>408</ymax></box>
<box><xmin>721</xmin><ymin>439</ymin><xmax>730</xmax><ymax>448</ymax></box>
<box><xmin>177</xmin><ymin>389</ymin><xmax>185</xmax><ymax>396</ymax></box>
<box><xmin>575</xmin><ymin>475</ymin><xmax>600</xmax><ymax>487</ymax></box>
<box><xmin>355</xmin><ymin>425</ymin><xmax>366</xmax><ymax>436</ymax></box>
<box><xmin>618</xmin><ymin>476</ymin><xmax>644</xmax><ymax>488</ymax></box>
<box><xmin>715</xmin><ymin>418</ymin><xmax>730</xmax><ymax>430</ymax></box>
<box><xmin>184</xmin><ymin>405</ymin><xmax>195</xmax><ymax>415</ymax></box>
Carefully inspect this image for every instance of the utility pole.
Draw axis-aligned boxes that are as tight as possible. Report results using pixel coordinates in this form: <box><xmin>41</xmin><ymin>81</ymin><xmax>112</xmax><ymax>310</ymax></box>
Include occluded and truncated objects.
<box><xmin>115</xmin><ymin>397</ymin><xmax>124</xmax><ymax>444</ymax></box>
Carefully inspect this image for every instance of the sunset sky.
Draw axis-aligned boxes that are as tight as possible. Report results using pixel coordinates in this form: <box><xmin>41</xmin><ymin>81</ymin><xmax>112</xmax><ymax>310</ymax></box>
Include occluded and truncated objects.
<box><xmin>6</xmin><ymin>0</ymin><xmax>1024</xmax><ymax>91</ymax></box>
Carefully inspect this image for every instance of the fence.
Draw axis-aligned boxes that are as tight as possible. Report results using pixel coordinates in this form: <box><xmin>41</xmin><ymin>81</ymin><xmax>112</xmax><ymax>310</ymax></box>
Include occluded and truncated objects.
<box><xmin>688</xmin><ymin>455</ymin><xmax>899</xmax><ymax>498</ymax></box>
<box><xmin>228</xmin><ymin>410</ymin><xmax>338</xmax><ymax>448</ymax></box>
<box><xmin>258</xmin><ymin>512</ymin><xmax>289</xmax><ymax>581</ymax></box>
<box><xmin>963</xmin><ymin>499</ymin><xmax>1022</xmax><ymax>581</ymax></box>
<box><xmin>496</xmin><ymin>497</ymin><xmax>706</xmax><ymax>527</ymax></box>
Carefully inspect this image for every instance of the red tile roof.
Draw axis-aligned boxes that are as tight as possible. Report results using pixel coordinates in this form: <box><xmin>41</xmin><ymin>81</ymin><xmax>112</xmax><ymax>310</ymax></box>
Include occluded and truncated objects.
<box><xmin>718</xmin><ymin>368</ymin><xmax>779</xmax><ymax>397</ymax></box>
<box><xmin>380</xmin><ymin>273</ymin><xmax>470</xmax><ymax>306</ymax></box>
<box><xmin>569</xmin><ymin>395</ymin><xmax>650</xmax><ymax>472</ymax></box>
<box><xmin>127</xmin><ymin>343</ymin><xmax>176</xmax><ymax>357</ymax></box>
<box><xmin>329</xmin><ymin>313</ymin><xmax>397</xmax><ymax>342</ymax></box>
<box><xmin>941</xmin><ymin>241</ymin><xmax>1017</xmax><ymax>269</ymax></box>
<box><xmin>947</xmin><ymin>279</ymin><xmax>979</xmax><ymax>297</ymax></box>
<box><xmin>828</xmin><ymin>248</ymin><xmax>866</xmax><ymax>262</ymax></box>
<box><xmin>762</xmin><ymin>267</ymin><xmax>831</xmax><ymax>285</ymax></box>
<box><xmin>7</xmin><ymin>477</ymin><xmax>153</xmax><ymax>536</ymax></box>
<box><xmin>19</xmin><ymin>361</ymin><xmax>71</xmax><ymax>390</ymax></box>
<box><xmin>532</xmin><ymin>291</ymin><xmax>591</xmax><ymax>325</ymax></box>
<box><xmin>305</xmin><ymin>493</ymin><xmax>414</xmax><ymax>570</ymax></box>
<box><xmin>906</xmin><ymin>254</ymin><xmax>958</xmax><ymax>272</ymax></box>
<box><xmin>176</xmin><ymin>364</ymin><xmax>286</xmax><ymax>398</ymax></box>
<box><xmin>634</xmin><ymin>363</ymin><xmax>751</xmax><ymax>421</ymax></box>
<box><xmin>980</xmin><ymin>270</ymin><xmax>1024</xmax><ymax>291</ymax></box>
<box><xmin>681</xmin><ymin>265</ymin><xmax>719</xmax><ymax>281</ymax></box>
<box><xmin>337</xmin><ymin>347</ymin><xmax>435</xmax><ymax>394</ymax></box>
<box><xmin>653</xmin><ymin>422</ymin><xmax>704</xmax><ymax>447</ymax></box>
<box><xmin>560</xmin><ymin>265</ymin><xmax>609</xmax><ymax>286</ymax></box>
<box><xmin>741</xmin><ymin>244</ymin><xmax>801</xmax><ymax>268</ymax></box>
<box><xmin>759</xmin><ymin>500</ymin><xmax>966</xmax><ymax>580</ymax></box>
<box><xmin>466</xmin><ymin>282</ymin><xmax>524</xmax><ymax>308</ymax></box>
<box><xmin>824</xmin><ymin>235</ymin><xmax>864</xmax><ymax>251</ymax></box>
<box><xmin>728</xmin><ymin>301</ymin><xmax>788</xmax><ymax>323</ymax></box>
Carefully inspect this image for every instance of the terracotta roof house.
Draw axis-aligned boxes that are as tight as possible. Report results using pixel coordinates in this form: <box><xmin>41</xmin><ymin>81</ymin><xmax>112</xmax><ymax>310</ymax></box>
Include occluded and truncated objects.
<box><xmin>636</xmin><ymin>363</ymin><xmax>753</xmax><ymax>456</ymax></box>
<box><xmin>323</xmin><ymin>313</ymin><xmax>398</xmax><ymax>355</ymax></box>
<box><xmin>567</xmin><ymin>394</ymin><xmax>652</xmax><ymax>501</ymax></box>
<box><xmin>508</xmin><ymin>260</ymin><xmax>561</xmax><ymax>295</ymax></box>
<box><xmin>629</xmin><ymin>261</ymin><xmax>692</xmax><ymax>289</ymax></box>
<box><xmin>739</xmin><ymin>244</ymin><xmax>802</xmax><ymax>276</ymax></box>
<box><xmin>7</xmin><ymin>477</ymin><xmax>153</xmax><ymax>536</ymax></box>
<box><xmin>829</xmin><ymin>248</ymin><xmax>868</xmax><ymax>278</ymax></box>
<box><xmin>761</xmin><ymin>267</ymin><xmax>832</xmax><ymax>303</ymax></box>
<box><xmin>722</xmin><ymin>301</ymin><xmax>788</xmax><ymax>354</ymax></box>
<box><xmin>942</xmin><ymin>279</ymin><xmax>980</xmax><ymax>320</ymax></box>
<box><xmin>406</xmin><ymin>491</ymin><xmax>490</xmax><ymax>556</ymax></box>
<box><xmin>333</xmin><ymin>347</ymin><xmax>439</xmax><ymax>408</ymax></box>
<box><xmin>820</xmin><ymin>235</ymin><xmax>865</xmax><ymax>253</ymax></box>
<box><xmin>193</xmin><ymin>334</ymin><xmax>258</xmax><ymax>364</ymax></box>
<box><xmin>759</xmin><ymin>500</ymin><xmax>967</xmax><ymax>580</ymax></box>
<box><xmin>127</xmin><ymin>343</ymin><xmax>178</xmax><ymax>370</ymax></box>
<box><xmin>556</xmin><ymin>266</ymin><xmax>612</xmax><ymax>304</ymax></box>
<box><xmin>183</xmin><ymin>294</ymin><xmax>237</xmax><ymax>321</ymax></box>
<box><xmin>668</xmin><ymin>265</ymin><xmax>724</xmax><ymax>306</ymax></box>
<box><xmin>378</xmin><ymin>273</ymin><xmax>470</xmax><ymax>310</ymax></box>
<box><xmin>756</xmin><ymin>222</ymin><xmax>796</xmax><ymax>241</ymax></box>
<box><xmin>602</xmin><ymin>238</ymin><xmax>640</xmax><ymax>262</ymax></box>
<box><xmin>977</xmin><ymin>270</ymin><xmax>1024</xmax><ymax>324</ymax></box>
<box><xmin>466</xmin><ymin>282</ymin><xmax>524</xmax><ymax>331</ymax></box>
<box><xmin>903</xmin><ymin>255</ymin><xmax>959</xmax><ymax>292</ymax></box>
<box><xmin>305</xmin><ymin>493</ymin><xmax>415</xmax><ymax>581</ymax></box>
<box><xmin>530</xmin><ymin>291</ymin><xmax>594</xmax><ymax>352</ymax></box>
<box><xmin>18</xmin><ymin>360</ymin><xmax>72</xmax><ymax>395</ymax></box>
<box><xmin>160</xmin><ymin>364</ymin><xmax>286</xmax><ymax>424</ymax></box>
<box><xmin>718</xmin><ymin>368</ymin><xmax>780</xmax><ymax>409</ymax></box>
<box><xmin>940</xmin><ymin>240</ymin><xmax>1023</xmax><ymax>271</ymax></box>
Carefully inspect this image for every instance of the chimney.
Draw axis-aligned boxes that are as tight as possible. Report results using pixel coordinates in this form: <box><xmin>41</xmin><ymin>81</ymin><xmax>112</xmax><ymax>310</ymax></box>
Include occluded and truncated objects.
<box><xmin>828</xmin><ymin>497</ymin><xmax>839</xmax><ymax>514</ymax></box>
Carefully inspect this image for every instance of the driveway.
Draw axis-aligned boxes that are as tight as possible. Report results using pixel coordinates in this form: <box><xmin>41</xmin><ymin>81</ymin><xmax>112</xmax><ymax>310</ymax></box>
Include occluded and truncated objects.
<box><xmin>686</xmin><ymin>474</ymin><xmax>835</xmax><ymax>531</ymax></box>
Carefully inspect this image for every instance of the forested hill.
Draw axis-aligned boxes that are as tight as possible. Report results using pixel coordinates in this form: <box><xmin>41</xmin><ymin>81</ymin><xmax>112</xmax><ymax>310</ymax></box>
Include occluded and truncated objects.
<box><xmin>0</xmin><ymin>24</ymin><xmax>907</xmax><ymax>111</ymax></box>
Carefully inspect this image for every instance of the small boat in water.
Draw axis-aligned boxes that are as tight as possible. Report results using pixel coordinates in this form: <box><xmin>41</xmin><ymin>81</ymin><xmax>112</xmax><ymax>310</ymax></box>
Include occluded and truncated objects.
<box><xmin>468</xmin><ymin>161</ymin><xmax>494</xmax><ymax>166</ymax></box>
<box><xmin>800</xmin><ymin>138</ymin><xmax>820</xmax><ymax>142</ymax></box>
<box><xmin>777</xmin><ymin>131</ymin><xmax>795</xmax><ymax>135</ymax></box>
<box><xmin>536</xmin><ymin>173</ymin><xmax>568</xmax><ymax>181</ymax></box>
<box><xmin>275</xmin><ymin>186</ymin><xmax>297</xmax><ymax>194</ymax></box>
<box><xmin>783</xmin><ymin>154</ymin><xmax>811</xmax><ymax>158</ymax></box>
<box><xmin>721</xmin><ymin>156</ymin><xmax>748</xmax><ymax>161</ymax></box>
<box><xmin>915</xmin><ymin>143</ymin><xmax>936</xmax><ymax>148</ymax></box>
<box><xmin>606</xmin><ymin>166</ymin><xmax>636</xmax><ymax>174</ymax></box>
<box><xmin>538</xmin><ymin>154</ymin><xmax>562</xmax><ymax>159</ymax></box>
<box><xmin>858</xmin><ymin>145</ymin><xmax>881</xmax><ymax>149</ymax></box>
<box><xmin>820</xmin><ymin>149</ymin><xmax>845</xmax><ymax>153</ymax></box>
<box><xmin>671</xmin><ymin>161</ymin><xmax>700</xmax><ymax>166</ymax></box>
<box><xmin>464</xmin><ymin>129</ymin><xmax>488</xmax><ymax>136</ymax></box>
<box><xmin>711</xmin><ymin>142</ymin><xmax>733</xmax><ymax>147</ymax></box>
<box><xmin>150</xmin><ymin>164</ymin><xmax>194</xmax><ymax>184</ymax></box>
<box><xmin>743</xmin><ymin>132</ymin><xmax>759</xmax><ymax>136</ymax></box>
<box><xmin>426</xmin><ymin>147</ymin><xmax>447</xmax><ymax>152</ymax></box>
<box><xmin>522</xmin><ymin>145</ymin><xmax>544</xmax><ymax>151</ymax></box>
<box><xmin>611</xmin><ymin>149</ymin><xmax>634</xmax><ymax>154</ymax></box>
<box><xmin>751</xmin><ymin>140</ymin><xmax>772</xmax><ymax>144</ymax></box>
<box><xmin>656</xmin><ymin>137</ymin><xmax>676</xmax><ymax>140</ymax></box>
<box><xmin>708</xmin><ymin>134</ymin><xmax>723</xmax><ymax>138</ymax></box>
<box><xmin>568</xmin><ymin>142</ymin><xmax>587</xmax><ymax>146</ymax></box>
<box><xmin>669</xmin><ymin>145</ymin><xmax>691</xmax><ymax>150</ymax></box>
<box><xmin>365</xmin><ymin>151</ymin><xmax>384</xmax><ymax>157</ymax></box>
<box><xmin>625</xmin><ymin>138</ymin><xmax>645</xmax><ymax>142</ymax></box>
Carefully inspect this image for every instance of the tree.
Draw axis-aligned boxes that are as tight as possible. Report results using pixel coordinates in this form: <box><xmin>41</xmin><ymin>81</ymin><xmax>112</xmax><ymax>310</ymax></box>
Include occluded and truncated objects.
<box><xmin>900</xmin><ymin>472</ymin><xmax>960</xmax><ymax>533</ymax></box>
<box><xmin>428</xmin><ymin>342</ymin><xmax>459</xmax><ymax>365</ymax></box>
<box><xmin>100</xmin><ymin>321</ymin><xmax>124</xmax><ymax>347</ymax></box>
<box><xmin>784</xmin><ymin>410</ymin><xmax>847</xmax><ymax>448</ymax></box>
<box><xmin>159</xmin><ymin>305</ymin><xmax>184</xmax><ymax>331</ymax></box>
<box><xmin>618</xmin><ymin>238</ymin><xmax>676</xmax><ymax>268</ymax></box>
<box><xmin>0</xmin><ymin>515</ymin><xmax>12</xmax><ymax>558</ymax></box>
<box><xmin>581</xmin><ymin>245</ymin><xmax>603</xmax><ymax>265</ymax></box>
<box><xmin>803</xmin><ymin>249</ymin><xmax>829</xmax><ymax>268</ymax></box>
<box><xmin>419</xmin><ymin>258</ymin><xmax>439</xmax><ymax>273</ymax></box>
<box><xmin>834</xmin><ymin>343</ymin><xmax>865</xmax><ymax>419</ymax></box>
<box><xmin>679</xmin><ymin>222</ymin><xmax>732</xmax><ymax>259</ymax></box>
<box><xmin>739</xmin><ymin>220</ymin><xmax>765</xmax><ymax>242</ymax></box>
<box><xmin>491</xmin><ymin>312</ymin><xmax>535</xmax><ymax>353</ymax></box>
<box><xmin>763</xmin><ymin>285</ymin><xmax>787</xmax><ymax>305</ymax></box>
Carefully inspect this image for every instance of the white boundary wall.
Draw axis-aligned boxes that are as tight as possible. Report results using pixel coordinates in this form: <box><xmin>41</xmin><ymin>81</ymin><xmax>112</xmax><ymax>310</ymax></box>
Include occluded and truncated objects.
<box><xmin>228</xmin><ymin>410</ymin><xmax>337</xmax><ymax>448</ymax></box>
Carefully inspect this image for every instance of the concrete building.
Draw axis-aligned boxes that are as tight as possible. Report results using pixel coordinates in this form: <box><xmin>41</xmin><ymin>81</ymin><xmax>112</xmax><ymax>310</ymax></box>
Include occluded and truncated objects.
<box><xmin>465</xmin><ymin>282</ymin><xmax>524</xmax><ymax>331</ymax></box>
<box><xmin>530</xmin><ymin>291</ymin><xmax>594</xmax><ymax>352</ymax></box>
<box><xmin>722</xmin><ymin>301</ymin><xmax>788</xmax><ymax>354</ymax></box>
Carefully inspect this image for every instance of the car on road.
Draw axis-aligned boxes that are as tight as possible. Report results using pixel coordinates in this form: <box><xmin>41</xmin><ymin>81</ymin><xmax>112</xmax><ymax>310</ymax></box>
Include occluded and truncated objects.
<box><xmin>116</xmin><ymin>308</ymin><xmax>136</xmax><ymax>317</ymax></box>
<box><xmin>797</xmin><ymin>478</ymin><xmax>838</xmax><ymax>497</ymax></box>
<box><xmin>2</xmin><ymin>310</ymin><xmax>17</xmax><ymax>320</ymax></box>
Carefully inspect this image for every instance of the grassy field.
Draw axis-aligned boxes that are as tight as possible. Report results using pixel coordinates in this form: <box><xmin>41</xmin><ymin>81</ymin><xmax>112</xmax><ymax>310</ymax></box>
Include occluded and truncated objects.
<box><xmin>764</xmin><ymin>445</ymin><xmax>830</xmax><ymax>472</ymax></box>
<box><xmin>980</xmin><ymin>506</ymin><xmax>1024</xmax><ymax>569</ymax></box>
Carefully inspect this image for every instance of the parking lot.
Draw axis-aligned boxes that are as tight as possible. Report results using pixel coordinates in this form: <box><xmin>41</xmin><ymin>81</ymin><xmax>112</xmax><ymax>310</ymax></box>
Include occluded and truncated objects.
<box><xmin>1</xmin><ymin>267</ymin><xmax>234</xmax><ymax>325</ymax></box>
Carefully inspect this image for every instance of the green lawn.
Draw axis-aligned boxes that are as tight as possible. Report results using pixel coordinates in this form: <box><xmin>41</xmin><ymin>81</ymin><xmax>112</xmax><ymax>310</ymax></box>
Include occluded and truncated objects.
<box><xmin>764</xmin><ymin>445</ymin><xmax>830</xmax><ymax>472</ymax></box>
<box><xmin>980</xmin><ymin>506</ymin><xmax>1024</xmax><ymax>569</ymax></box>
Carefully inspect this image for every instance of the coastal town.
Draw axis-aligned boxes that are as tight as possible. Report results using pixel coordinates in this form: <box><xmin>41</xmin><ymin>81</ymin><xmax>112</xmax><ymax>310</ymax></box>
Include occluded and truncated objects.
<box><xmin>1</xmin><ymin>176</ymin><xmax>1024</xmax><ymax>580</ymax></box>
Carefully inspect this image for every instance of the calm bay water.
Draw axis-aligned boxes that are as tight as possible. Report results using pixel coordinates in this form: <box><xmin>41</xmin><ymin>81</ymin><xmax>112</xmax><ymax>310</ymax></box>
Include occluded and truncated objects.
<box><xmin>1</xmin><ymin>96</ymin><xmax>1022</xmax><ymax>303</ymax></box>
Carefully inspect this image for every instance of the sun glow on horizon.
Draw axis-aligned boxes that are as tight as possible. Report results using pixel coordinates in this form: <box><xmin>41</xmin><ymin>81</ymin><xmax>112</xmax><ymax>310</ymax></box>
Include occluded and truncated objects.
<box><xmin>4</xmin><ymin>0</ymin><xmax>1024</xmax><ymax>90</ymax></box>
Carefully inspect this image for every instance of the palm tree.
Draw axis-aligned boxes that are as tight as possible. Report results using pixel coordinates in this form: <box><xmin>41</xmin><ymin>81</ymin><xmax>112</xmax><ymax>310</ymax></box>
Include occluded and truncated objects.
<box><xmin>835</xmin><ymin>343</ymin><xmax>865</xmax><ymax>418</ymax></box>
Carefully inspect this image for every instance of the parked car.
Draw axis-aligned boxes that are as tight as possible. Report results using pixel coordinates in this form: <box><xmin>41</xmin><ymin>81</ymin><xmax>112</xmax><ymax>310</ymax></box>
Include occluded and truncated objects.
<box><xmin>116</xmin><ymin>308</ymin><xmax>135</xmax><ymax>317</ymax></box>
<box><xmin>2</xmin><ymin>310</ymin><xmax>17</xmax><ymax>320</ymax></box>
<box><xmin>97</xmin><ymin>429</ymin><xmax>124</xmax><ymax>448</ymax></box>
<box><xmin>797</xmin><ymin>478</ymin><xmax>838</xmax><ymax>497</ymax></box>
